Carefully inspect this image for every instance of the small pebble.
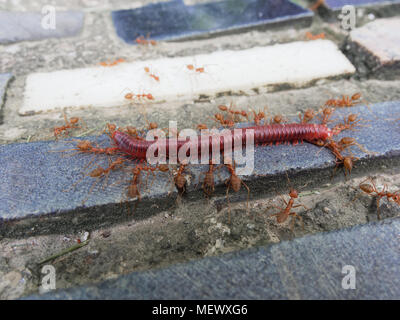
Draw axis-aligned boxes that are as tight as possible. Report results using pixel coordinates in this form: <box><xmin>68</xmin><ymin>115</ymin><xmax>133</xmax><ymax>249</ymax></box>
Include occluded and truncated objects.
<box><xmin>323</xmin><ymin>207</ymin><xmax>331</xmax><ymax>214</ymax></box>
<box><xmin>101</xmin><ymin>231</ymin><xmax>111</xmax><ymax>238</ymax></box>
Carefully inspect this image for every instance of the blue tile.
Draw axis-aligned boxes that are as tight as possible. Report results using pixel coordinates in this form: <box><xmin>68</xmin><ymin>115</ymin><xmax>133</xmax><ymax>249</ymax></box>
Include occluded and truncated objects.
<box><xmin>0</xmin><ymin>11</ymin><xmax>84</xmax><ymax>44</ymax></box>
<box><xmin>324</xmin><ymin>0</ymin><xmax>400</xmax><ymax>11</ymax></box>
<box><xmin>1</xmin><ymin>101</ymin><xmax>400</xmax><ymax>237</ymax></box>
<box><xmin>25</xmin><ymin>218</ymin><xmax>400</xmax><ymax>299</ymax></box>
<box><xmin>112</xmin><ymin>0</ymin><xmax>313</xmax><ymax>44</ymax></box>
<box><xmin>0</xmin><ymin>73</ymin><xmax>13</xmax><ymax>110</ymax></box>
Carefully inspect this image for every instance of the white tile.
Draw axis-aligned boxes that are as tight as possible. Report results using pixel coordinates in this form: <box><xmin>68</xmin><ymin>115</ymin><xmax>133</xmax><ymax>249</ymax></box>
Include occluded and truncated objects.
<box><xmin>20</xmin><ymin>40</ymin><xmax>355</xmax><ymax>115</ymax></box>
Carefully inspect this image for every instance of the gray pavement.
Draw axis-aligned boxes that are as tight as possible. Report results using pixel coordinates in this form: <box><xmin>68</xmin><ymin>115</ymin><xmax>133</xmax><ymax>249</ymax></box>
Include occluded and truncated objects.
<box><xmin>26</xmin><ymin>217</ymin><xmax>400</xmax><ymax>299</ymax></box>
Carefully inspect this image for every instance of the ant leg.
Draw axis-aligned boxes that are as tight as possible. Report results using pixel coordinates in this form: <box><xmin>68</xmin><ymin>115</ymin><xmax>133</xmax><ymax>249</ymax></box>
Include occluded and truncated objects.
<box><xmin>226</xmin><ymin>183</ymin><xmax>231</xmax><ymax>224</ymax></box>
<box><xmin>292</xmin><ymin>203</ymin><xmax>309</xmax><ymax>210</ymax></box>
<box><xmin>376</xmin><ymin>197</ymin><xmax>382</xmax><ymax>220</ymax></box>
<box><xmin>241</xmin><ymin>180</ymin><xmax>250</xmax><ymax>213</ymax></box>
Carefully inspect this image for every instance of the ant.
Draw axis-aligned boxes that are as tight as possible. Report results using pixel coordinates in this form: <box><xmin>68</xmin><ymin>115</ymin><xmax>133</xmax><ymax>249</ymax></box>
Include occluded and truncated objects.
<box><xmin>124</xmin><ymin>92</ymin><xmax>154</xmax><ymax>101</ymax></box>
<box><xmin>332</xmin><ymin>114</ymin><xmax>363</xmax><ymax>134</ymax></box>
<box><xmin>299</xmin><ymin>109</ymin><xmax>317</xmax><ymax>124</ymax></box>
<box><xmin>265</xmin><ymin>173</ymin><xmax>308</xmax><ymax>230</ymax></box>
<box><xmin>251</xmin><ymin>108</ymin><xmax>266</xmax><ymax>125</ymax></box>
<box><xmin>324</xmin><ymin>93</ymin><xmax>362</xmax><ymax>108</ymax></box>
<box><xmin>99</xmin><ymin>58</ymin><xmax>125</xmax><ymax>67</ymax></box>
<box><xmin>135</xmin><ymin>34</ymin><xmax>157</xmax><ymax>46</ymax></box>
<box><xmin>212</xmin><ymin>113</ymin><xmax>235</xmax><ymax>128</ymax></box>
<box><xmin>187</xmin><ymin>64</ymin><xmax>205</xmax><ymax>73</ymax></box>
<box><xmin>311</xmin><ymin>138</ymin><xmax>358</xmax><ymax>177</ymax></box>
<box><xmin>224</xmin><ymin>159</ymin><xmax>250</xmax><ymax>222</ymax></box>
<box><xmin>144</xmin><ymin>66</ymin><xmax>160</xmax><ymax>82</ymax></box>
<box><xmin>220</xmin><ymin>103</ymin><xmax>250</xmax><ymax>122</ymax></box>
<box><xmin>318</xmin><ymin>107</ymin><xmax>335</xmax><ymax>124</ymax></box>
<box><xmin>53</xmin><ymin>112</ymin><xmax>84</xmax><ymax>139</ymax></box>
<box><xmin>305</xmin><ymin>32</ymin><xmax>325</xmax><ymax>40</ymax></box>
<box><xmin>79</xmin><ymin>157</ymin><xmax>126</xmax><ymax>204</ymax></box>
<box><xmin>270</xmin><ymin>114</ymin><xmax>287</xmax><ymax>124</ymax></box>
<box><xmin>174</xmin><ymin>162</ymin><xmax>188</xmax><ymax>195</ymax></box>
<box><xmin>200</xmin><ymin>160</ymin><xmax>222</xmax><ymax>197</ymax></box>
<box><xmin>197</xmin><ymin>124</ymin><xmax>208</xmax><ymax>130</ymax></box>
<box><xmin>356</xmin><ymin>177</ymin><xmax>400</xmax><ymax>219</ymax></box>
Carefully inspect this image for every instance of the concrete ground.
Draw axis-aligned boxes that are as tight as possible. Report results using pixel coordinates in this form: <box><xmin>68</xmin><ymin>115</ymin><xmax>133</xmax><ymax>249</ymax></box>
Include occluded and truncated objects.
<box><xmin>0</xmin><ymin>0</ymin><xmax>400</xmax><ymax>299</ymax></box>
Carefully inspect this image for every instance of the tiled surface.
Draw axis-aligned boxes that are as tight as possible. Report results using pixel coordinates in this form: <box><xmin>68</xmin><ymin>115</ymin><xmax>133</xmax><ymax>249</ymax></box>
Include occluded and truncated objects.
<box><xmin>111</xmin><ymin>0</ymin><xmax>313</xmax><ymax>43</ymax></box>
<box><xmin>1</xmin><ymin>101</ymin><xmax>400</xmax><ymax>237</ymax></box>
<box><xmin>20</xmin><ymin>40</ymin><xmax>354</xmax><ymax>114</ymax></box>
<box><xmin>0</xmin><ymin>11</ymin><xmax>84</xmax><ymax>44</ymax></box>
<box><xmin>0</xmin><ymin>73</ymin><xmax>13</xmax><ymax>110</ymax></box>
<box><xmin>349</xmin><ymin>17</ymin><xmax>400</xmax><ymax>75</ymax></box>
<box><xmin>25</xmin><ymin>218</ymin><xmax>400</xmax><ymax>299</ymax></box>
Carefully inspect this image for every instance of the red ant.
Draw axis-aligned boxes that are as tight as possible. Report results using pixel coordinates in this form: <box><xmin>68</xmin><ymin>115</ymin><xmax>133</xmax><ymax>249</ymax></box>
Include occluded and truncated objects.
<box><xmin>266</xmin><ymin>173</ymin><xmax>308</xmax><ymax>230</ymax></box>
<box><xmin>144</xmin><ymin>66</ymin><xmax>160</xmax><ymax>82</ymax></box>
<box><xmin>356</xmin><ymin>177</ymin><xmax>400</xmax><ymax>219</ymax></box>
<box><xmin>251</xmin><ymin>108</ymin><xmax>266</xmax><ymax>125</ymax></box>
<box><xmin>200</xmin><ymin>160</ymin><xmax>222</xmax><ymax>197</ymax></box>
<box><xmin>217</xmin><ymin>104</ymin><xmax>250</xmax><ymax>124</ymax></box>
<box><xmin>318</xmin><ymin>107</ymin><xmax>335</xmax><ymax>125</ymax></box>
<box><xmin>212</xmin><ymin>113</ymin><xmax>235</xmax><ymax>128</ymax></box>
<box><xmin>53</xmin><ymin>112</ymin><xmax>84</xmax><ymax>139</ymax></box>
<box><xmin>78</xmin><ymin>157</ymin><xmax>126</xmax><ymax>204</ymax></box>
<box><xmin>99</xmin><ymin>58</ymin><xmax>125</xmax><ymax>67</ymax></box>
<box><xmin>197</xmin><ymin>124</ymin><xmax>208</xmax><ymax>130</ymax></box>
<box><xmin>187</xmin><ymin>64</ymin><xmax>205</xmax><ymax>73</ymax></box>
<box><xmin>305</xmin><ymin>32</ymin><xmax>325</xmax><ymax>40</ymax></box>
<box><xmin>124</xmin><ymin>92</ymin><xmax>154</xmax><ymax>101</ymax></box>
<box><xmin>311</xmin><ymin>138</ymin><xmax>358</xmax><ymax>177</ymax></box>
<box><xmin>174</xmin><ymin>162</ymin><xmax>188</xmax><ymax>195</ymax></box>
<box><xmin>332</xmin><ymin>114</ymin><xmax>363</xmax><ymax>134</ymax></box>
<box><xmin>135</xmin><ymin>34</ymin><xmax>156</xmax><ymax>46</ymax></box>
<box><xmin>224</xmin><ymin>160</ymin><xmax>250</xmax><ymax>222</ymax></box>
<box><xmin>299</xmin><ymin>109</ymin><xmax>317</xmax><ymax>124</ymax></box>
<box><xmin>324</xmin><ymin>93</ymin><xmax>362</xmax><ymax>108</ymax></box>
<box><xmin>270</xmin><ymin>114</ymin><xmax>287</xmax><ymax>124</ymax></box>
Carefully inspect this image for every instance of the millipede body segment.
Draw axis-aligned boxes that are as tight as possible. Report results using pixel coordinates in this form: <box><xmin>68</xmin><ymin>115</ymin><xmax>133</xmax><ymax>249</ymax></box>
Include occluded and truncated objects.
<box><xmin>111</xmin><ymin>123</ymin><xmax>333</xmax><ymax>160</ymax></box>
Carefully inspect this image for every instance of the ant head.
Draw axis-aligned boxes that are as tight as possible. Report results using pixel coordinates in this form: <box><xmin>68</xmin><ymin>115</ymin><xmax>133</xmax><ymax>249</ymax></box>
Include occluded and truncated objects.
<box><xmin>289</xmin><ymin>188</ymin><xmax>298</xmax><ymax>198</ymax></box>
<box><xmin>348</xmin><ymin>114</ymin><xmax>357</xmax><ymax>122</ymax></box>
<box><xmin>340</xmin><ymin>137</ymin><xmax>355</xmax><ymax>145</ymax></box>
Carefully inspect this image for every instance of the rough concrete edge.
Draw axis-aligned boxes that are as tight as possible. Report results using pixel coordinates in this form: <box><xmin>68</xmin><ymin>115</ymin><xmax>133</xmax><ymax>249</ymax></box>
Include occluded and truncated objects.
<box><xmin>0</xmin><ymin>73</ymin><xmax>14</xmax><ymax>124</ymax></box>
<box><xmin>342</xmin><ymin>37</ymin><xmax>400</xmax><ymax>80</ymax></box>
